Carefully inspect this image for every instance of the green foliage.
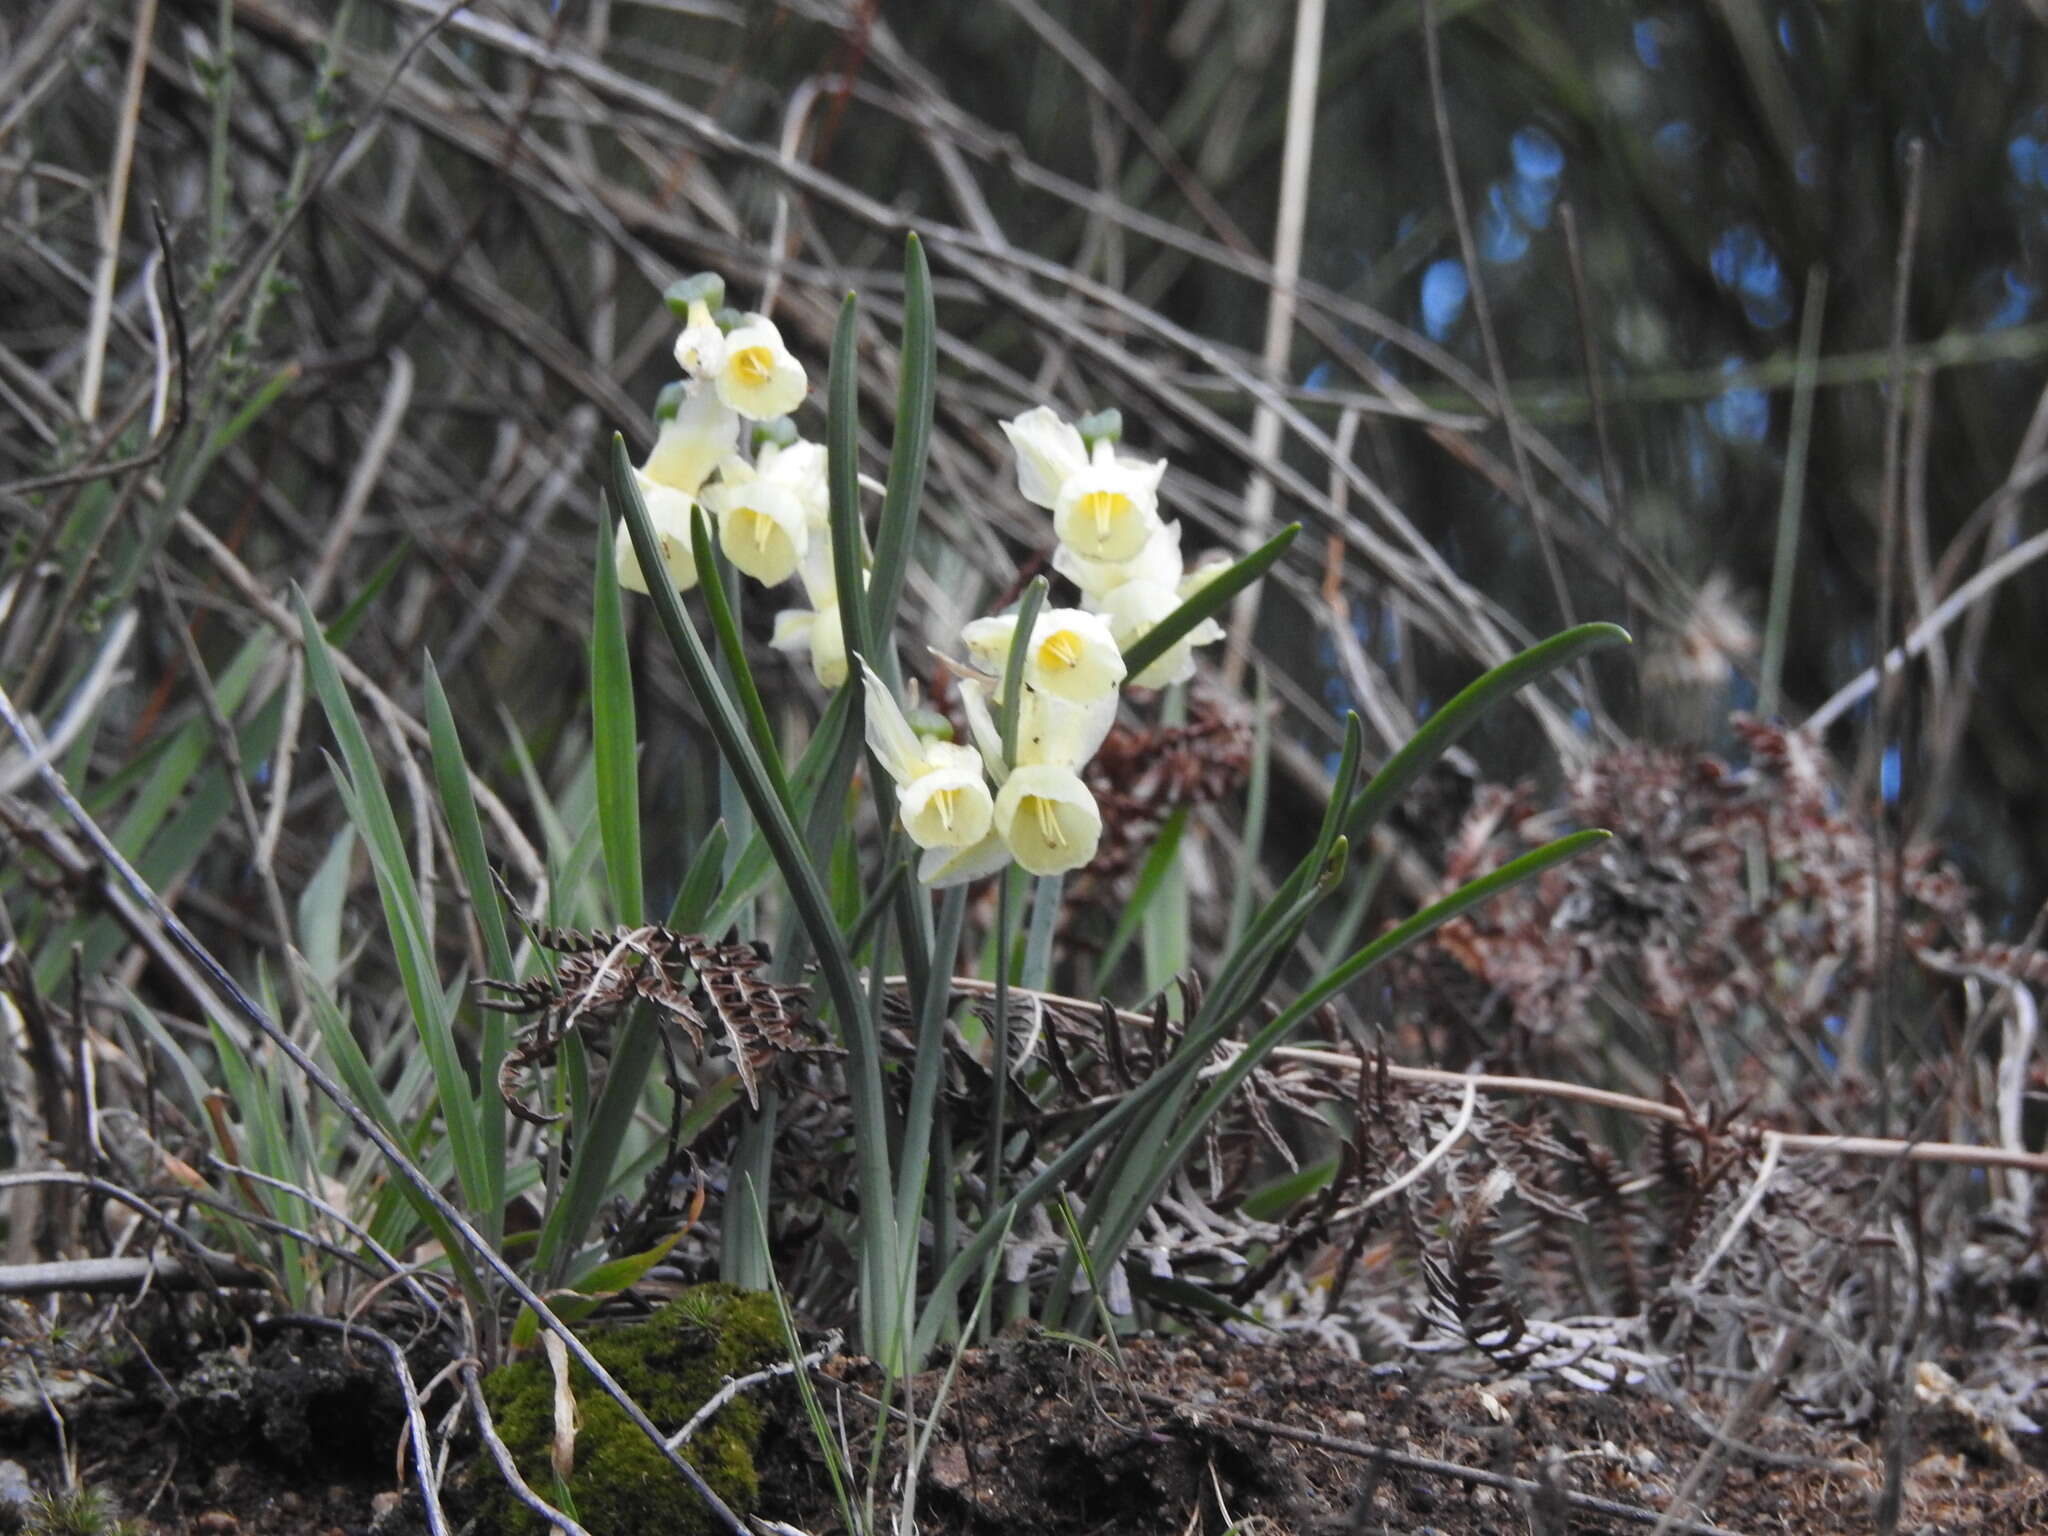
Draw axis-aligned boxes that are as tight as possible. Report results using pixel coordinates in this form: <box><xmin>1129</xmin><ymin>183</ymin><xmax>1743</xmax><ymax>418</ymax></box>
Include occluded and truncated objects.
<box><xmin>22</xmin><ymin>1487</ymin><xmax>142</xmax><ymax>1536</ymax></box>
<box><xmin>479</xmin><ymin>1285</ymin><xmax>783</xmax><ymax>1536</ymax></box>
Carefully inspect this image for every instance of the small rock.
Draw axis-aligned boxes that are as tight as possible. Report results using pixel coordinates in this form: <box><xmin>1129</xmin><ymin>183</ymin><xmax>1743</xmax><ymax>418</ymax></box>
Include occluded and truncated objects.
<box><xmin>208</xmin><ymin>1463</ymin><xmax>247</xmax><ymax>1500</ymax></box>
<box><xmin>0</xmin><ymin>1459</ymin><xmax>34</xmax><ymax>1532</ymax></box>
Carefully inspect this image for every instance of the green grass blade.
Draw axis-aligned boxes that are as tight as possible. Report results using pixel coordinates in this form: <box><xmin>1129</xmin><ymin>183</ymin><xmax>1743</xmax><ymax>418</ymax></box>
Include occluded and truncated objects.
<box><xmin>591</xmin><ymin>519</ymin><xmax>645</xmax><ymax>926</ymax></box>
<box><xmin>997</xmin><ymin>578</ymin><xmax>1048</xmax><ymax>764</ymax></box>
<box><xmin>1094</xmin><ymin>807</ymin><xmax>1189</xmax><ymax>984</ymax></box>
<box><xmin>687</xmin><ymin>506</ymin><xmax>791</xmax><ymax>808</ymax></box>
<box><xmin>1224</xmin><ymin>674</ymin><xmax>1273</xmax><ymax>950</ymax></box>
<box><xmin>295</xmin><ymin>591</ymin><xmax>491</xmax><ymax>1221</ymax></box>
<box><xmin>864</xmin><ymin>232</ymin><xmax>935</xmax><ymax>643</ymax></box>
<box><xmin>1127</xmin><ymin>829</ymin><xmax>1614</xmax><ymax>1242</ymax></box>
<box><xmin>295</xmin><ymin>956</ymin><xmax>483</xmax><ymax>1296</ymax></box>
<box><xmin>1120</xmin><ymin>523</ymin><xmax>1300</xmax><ymax>681</ymax></box>
<box><xmin>666</xmin><ymin>820</ymin><xmax>729</xmax><ymax>930</ymax></box>
<box><xmin>423</xmin><ymin>657</ymin><xmax>515</xmax><ymax>1232</ymax></box>
<box><xmin>612</xmin><ymin>433</ymin><xmax>904</xmax><ymax>1365</ymax></box>
<box><xmin>826</xmin><ymin>293</ymin><xmax>876</xmax><ymax>678</ymax></box>
<box><xmin>1344</xmin><ymin>622</ymin><xmax>1631</xmax><ymax>844</ymax></box>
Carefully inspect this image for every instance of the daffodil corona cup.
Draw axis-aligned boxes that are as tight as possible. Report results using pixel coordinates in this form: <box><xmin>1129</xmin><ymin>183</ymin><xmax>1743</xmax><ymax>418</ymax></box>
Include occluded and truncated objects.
<box><xmin>610</xmin><ymin>271</ymin><xmax>1240</xmax><ymax>891</ymax></box>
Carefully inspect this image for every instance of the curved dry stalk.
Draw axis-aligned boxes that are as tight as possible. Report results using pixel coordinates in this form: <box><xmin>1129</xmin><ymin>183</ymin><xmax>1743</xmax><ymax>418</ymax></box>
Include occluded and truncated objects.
<box><xmin>898</xmin><ymin>975</ymin><xmax>2048</xmax><ymax>1174</ymax></box>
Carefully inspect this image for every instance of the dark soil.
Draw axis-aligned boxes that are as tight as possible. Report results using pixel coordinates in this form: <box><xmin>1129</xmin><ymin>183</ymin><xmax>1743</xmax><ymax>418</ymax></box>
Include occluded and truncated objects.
<box><xmin>4</xmin><ymin>1323</ymin><xmax>2043</xmax><ymax>1534</ymax></box>
<box><xmin>758</xmin><ymin>1330</ymin><xmax>2048</xmax><ymax>1535</ymax></box>
<box><xmin>0</xmin><ymin>1329</ymin><xmax>422</xmax><ymax>1536</ymax></box>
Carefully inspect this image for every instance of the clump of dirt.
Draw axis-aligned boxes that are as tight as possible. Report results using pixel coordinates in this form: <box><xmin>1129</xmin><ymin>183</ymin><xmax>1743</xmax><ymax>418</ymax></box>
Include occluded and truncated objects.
<box><xmin>755</xmin><ymin>1327</ymin><xmax>2048</xmax><ymax>1534</ymax></box>
<box><xmin>0</xmin><ymin>1326</ymin><xmax>421</xmax><ymax>1536</ymax></box>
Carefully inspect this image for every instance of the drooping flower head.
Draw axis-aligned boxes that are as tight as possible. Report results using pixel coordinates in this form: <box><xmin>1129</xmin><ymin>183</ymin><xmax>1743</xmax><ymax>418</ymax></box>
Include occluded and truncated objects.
<box><xmin>1096</xmin><ymin>578</ymin><xmax>1223</xmax><ymax>690</ymax></box>
<box><xmin>712</xmin><ymin>315</ymin><xmax>807</xmax><ymax>420</ymax></box>
<box><xmin>999</xmin><ymin>406</ymin><xmax>1089</xmax><ymax>510</ymax></box>
<box><xmin>704</xmin><ymin>456</ymin><xmax>809</xmax><ymax>587</ymax></box>
<box><xmin>770</xmin><ymin>541</ymin><xmax>856</xmax><ymax>688</ymax></box>
<box><xmin>1052</xmin><ymin>518</ymin><xmax>1187</xmax><ymax>605</ymax></box>
<box><xmin>1052</xmin><ymin>438</ymin><xmax>1167</xmax><ymax>563</ymax></box>
<box><xmin>992</xmin><ymin>765</ymin><xmax>1102</xmax><ymax>876</ymax></box>
<box><xmin>641</xmin><ymin>381</ymin><xmax>739</xmax><ymax>499</ymax></box>
<box><xmin>858</xmin><ymin>659</ymin><xmax>994</xmax><ymax>852</ymax></box>
<box><xmin>960</xmin><ymin>607</ymin><xmax>1126</xmax><ymax>706</ymax></box>
<box><xmin>955</xmin><ymin>678</ymin><xmax>1109</xmax><ymax>878</ymax></box>
<box><xmin>613</xmin><ymin>474</ymin><xmax>700</xmax><ymax>596</ymax></box>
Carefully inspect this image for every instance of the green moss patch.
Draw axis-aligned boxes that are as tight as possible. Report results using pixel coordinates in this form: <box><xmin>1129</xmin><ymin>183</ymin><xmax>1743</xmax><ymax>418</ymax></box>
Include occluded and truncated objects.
<box><xmin>478</xmin><ymin>1284</ymin><xmax>785</xmax><ymax>1535</ymax></box>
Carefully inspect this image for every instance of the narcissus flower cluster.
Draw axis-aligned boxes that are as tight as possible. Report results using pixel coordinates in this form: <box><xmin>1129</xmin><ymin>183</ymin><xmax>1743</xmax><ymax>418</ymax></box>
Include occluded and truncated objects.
<box><xmin>1005</xmin><ymin>407</ymin><xmax>1229</xmax><ymax>689</ymax></box>
<box><xmin>617</xmin><ymin>272</ymin><xmax>1232</xmax><ymax>887</ymax></box>
<box><xmin>611</xmin><ymin>273</ymin><xmax>845</xmax><ymax>683</ymax></box>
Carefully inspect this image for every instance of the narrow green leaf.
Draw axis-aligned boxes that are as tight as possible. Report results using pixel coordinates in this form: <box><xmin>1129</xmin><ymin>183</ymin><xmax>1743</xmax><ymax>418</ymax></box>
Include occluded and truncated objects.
<box><xmin>296</xmin><ymin>591</ymin><xmax>491</xmax><ymax>1220</ymax></box>
<box><xmin>1240</xmin><ymin>1157</ymin><xmax>1339</xmax><ymax>1221</ymax></box>
<box><xmin>423</xmin><ymin>660</ymin><xmax>514</xmax><ymax>985</ymax></box>
<box><xmin>687</xmin><ymin>506</ymin><xmax>791</xmax><ymax>808</ymax></box>
<box><xmin>666</xmin><ymin>820</ymin><xmax>729</xmax><ymax>930</ymax></box>
<box><xmin>612</xmin><ymin>433</ymin><xmax>904</xmax><ymax>1364</ymax></box>
<box><xmin>865</xmin><ymin>233</ymin><xmax>935</xmax><ymax>640</ymax></box>
<box><xmin>998</xmin><ymin>578</ymin><xmax>1048</xmax><ymax>765</ymax></box>
<box><xmin>1345</xmin><ymin>622</ymin><xmax>1631</xmax><ymax>844</ymax></box>
<box><xmin>592</xmin><ymin>520</ymin><xmax>644</xmax><ymax>926</ymax></box>
<box><xmin>510</xmin><ymin>1227</ymin><xmax>688</xmax><ymax>1349</ymax></box>
<box><xmin>826</xmin><ymin>293</ymin><xmax>875</xmax><ymax>677</ymax></box>
<box><xmin>1120</xmin><ymin>523</ymin><xmax>1300</xmax><ymax>681</ymax></box>
<box><xmin>1094</xmin><ymin>807</ymin><xmax>1188</xmax><ymax>983</ymax></box>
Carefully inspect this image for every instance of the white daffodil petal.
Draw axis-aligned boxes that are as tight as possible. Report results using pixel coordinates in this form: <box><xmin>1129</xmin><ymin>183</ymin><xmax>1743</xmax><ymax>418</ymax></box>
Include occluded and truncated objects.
<box><xmin>1053</xmin><ymin>519</ymin><xmax>1186</xmax><ymax>603</ymax></box>
<box><xmin>770</xmin><ymin>608</ymin><xmax>814</xmax><ymax>652</ymax></box>
<box><xmin>716</xmin><ymin>317</ymin><xmax>807</xmax><ymax>419</ymax></box>
<box><xmin>1097</xmin><ymin>579</ymin><xmax>1214</xmax><ymax>690</ymax></box>
<box><xmin>641</xmin><ymin>386</ymin><xmax>739</xmax><ymax>497</ymax></box>
<box><xmin>1000</xmin><ymin>406</ymin><xmax>1089</xmax><ymax>510</ymax></box>
<box><xmin>614</xmin><ymin>477</ymin><xmax>700</xmax><ymax>595</ymax></box>
<box><xmin>918</xmin><ymin>830</ymin><xmax>1013</xmax><ymax>889</ymax></box>
<box><xmin>707</xmin><ymin>476</ymin><xmax>808</xmax><ymax>587</ymax></box>
<box><xmin>673</xmin><ymin>299</ymin><xmax>726</xmax><ymax>378</ymax></box>
<box><xmin>770</xmin><ymin>600</ymin><xmax>848</xmax><ymax>689</ymax></box>
<box><xmin>759</xmin><ymin>439</ymin><xmax>830</xmax><ymax>529</ymax></box>
<box><xmin>1129</xmin><ymin>639</ymin><xmax>1199</xmax><ymax>690</ymax></box>
<box><xmin>858</xmin><ymin>660</ymin><xmax>931</xmax><ymax>787</ymax></box>
<box><xmin>957</xmin><ymin>679</ymin><xmax>1009</xmax><ymax>786</ymax></box>
<box><xmin>994</xmin><ymin>765</ymin><xmax>1102</xmax><ymax>876</ymax></box>
<box><xmin>809</xmin><ymin>612</ymin><xmax>849</xmax><ymax>688</ymax></box>
<box><xmin>1012</xmin><ymin>688</ymin><xmax>1117</xmax><ymax>771</ymax></box>
<box><xmin>899</xmin><ymin>764</ymin><xmax>995</xmax><ymax>850</ymax></box>
<box><xmin>960</xmin><ymin>615</ymin><xmax>1020</xmax><ymax>679</ymax></box>
<box><xmin>1052</xmin><ymin>441</ymin><xmax>1166</xmax><ymax>563</ymax></box>
<box><xmin>1024</xmin><ymin>607</ymin><xmax>1125</xmax><ymax>704</ymax></box>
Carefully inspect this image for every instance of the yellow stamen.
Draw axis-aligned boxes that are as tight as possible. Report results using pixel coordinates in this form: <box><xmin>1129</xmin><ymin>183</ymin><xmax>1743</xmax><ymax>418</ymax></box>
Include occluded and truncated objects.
<box><xmin>752</xmin><ymin>509</ymin><xmax>771</xmax><ymax>550</ymax></box>
<box><xmin>1032</xmin><ymin>796</ymin><xmax>1064</xmax><ymax>847</ymax></box>
<box><xmin>1039</xmin><ymin>631</ymin><xmax>1082</xmax><ymax>671</ymax></box>
<box><xmin>1081</xmin><ymin>489</ymin><xmax>1128</xmax><ymax>541</ymax></box>
<box><xmin>733</xmin><ymin>347</ymin><xmax>773</xmax><ymax>387</ymax></box>
<box><xmin>935</xmin><ymin>789</ymin><xmax>955</xmax><ymax>831</ymax></box>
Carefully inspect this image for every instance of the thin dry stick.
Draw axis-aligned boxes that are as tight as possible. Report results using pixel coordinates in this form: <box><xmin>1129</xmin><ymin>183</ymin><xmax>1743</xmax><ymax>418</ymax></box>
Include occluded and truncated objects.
<box><xmin>302</xmin><ymin>351</ymin><xmax>416</xmax><ymax>611</ymax></box>
<box><xmin>1423</xmin><ymin>0</ymin><xmax>1577</xmax><ymax>643</ymax></box>
<box><xmin>903</xmin><ymin>977</ymin><xmax>2048</xmax><ymax>1173</ymax></box>
<box><xmin>1803</xmin><ymin>525</ymin><xmax>2048</xmax><ymax>734</ymax></box>
<box><xmin>1223</xmin><ymin>0</ymin><xmax>1325</xmax><ymax>692</ymax></box>
<box><xmin>1133</xmin><ymin>1390</ymin><xmax>1741</xmax><ymax>1536</ymax></box>
<box><xmin>462</xmin><ymin>1365</ymin><xmax>594</xmax><ymax>1536</ymax></box>
<box><xmin>76</xmin><ymin>0</ymin><xmax>157</xmax><ymax>421</ymax></box>
<box><xmin>667</xmin><ymin>1331</ymin><xmax>843</xmax><ymax>1450</ymax></box>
